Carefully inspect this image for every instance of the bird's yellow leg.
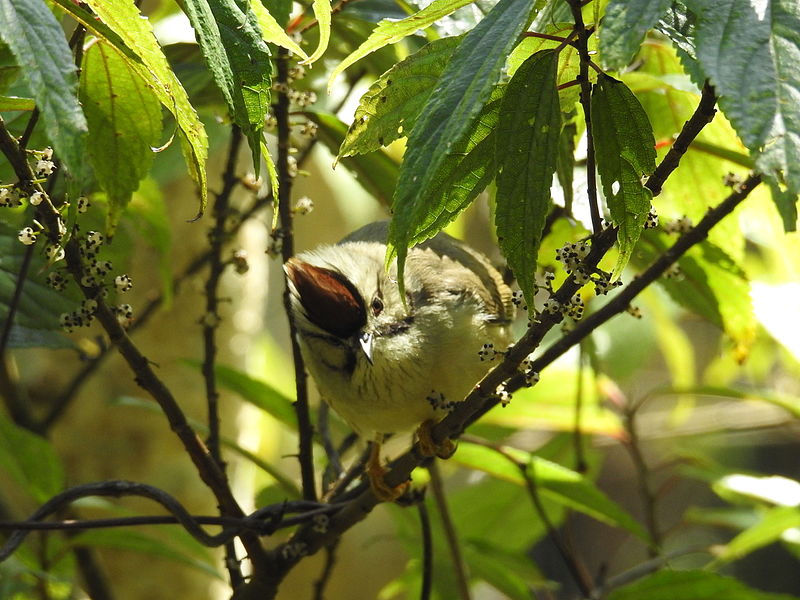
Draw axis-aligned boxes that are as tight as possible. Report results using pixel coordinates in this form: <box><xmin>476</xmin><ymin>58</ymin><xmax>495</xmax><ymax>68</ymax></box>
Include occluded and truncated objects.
<box><xmin>366</xmin><ymin>434</ymin><xmax>408</xmax><ymax>502</ymax></box>
<box><xmin>416</xmin><ymin>420</ymin><xmax>456</xmax><ymax>459</ymax></box>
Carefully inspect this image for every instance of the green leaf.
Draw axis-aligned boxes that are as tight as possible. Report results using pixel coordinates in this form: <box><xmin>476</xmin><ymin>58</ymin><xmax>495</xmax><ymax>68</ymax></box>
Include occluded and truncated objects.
<box><xmin>250</xmin><ymin>0</ymin><xmax>308</xmax><ymax>60</ymax></box>
<box><xmin>388</xmin><ymin>0</ymin><xmax>538</xmax><ymax>296</ymax></box>
<box><xmin>591</xmin><ymin>73</ymin><xmax>656</xmax><ymax>277</ymax></box>
<box><xmin>495</xmin><ymin>49</ymin><xmax>561</xmax><ymax>309</ymax></box>
<box><xmin>768</xmin><ymin>179</ymin><xmax>798</xmax><ymax>233</ymax></box>
<box><xmin>213</xmin><ymin>363</ymin><xmax>297</xmax><ymax>429</ymax></box>
<box><xmin>80</xmin><ymin>40</ymin><xmax>162</xmax><ymax>236</ymax></box>
<box><xmin>557</xmin><ymin>117</ymin><xmax>577</xmax><ymax>212</ymax></box>
<box><xmin>454</xmin><ymin>442</ymin><xmax>649</xmax><ymax>540</ymax></box>
<box><xmin>687</xmin><ymin>0</ymin><xmax>800</xmax><ymax>194</ymax></box>
<box><xmin>0</xmin><ymin>95</ymin><xmax>33</xmax><ymax>111</ymax></box>
<box><xmin>600</xmin><ymin>0</ymin><xmax>672</xmax><ymax>70</ymax></box>
<box><xmin>0</xmin><ymin>0</ymin><xmax>88</xmax><ymax>180</ymax></box>
<box><xmin>308</xmin><ymin>111</ymin><xmax>399</xmax><ymax>207</ymax></box>
<box><xmin>0</xmin><ymin>414</ymin><xmax>64</xmax><ymax>503</ymax></box>
<box><xmin>303</xmin><ymin>0</ymin><xmax>331</xmax><ymax>65</ymax></box>
<box><xmin>465</xmin><ymin>539</ymin><xmax>546</xmax><ymax>600</ymax></box>
<box><xmin>5</xmin><ymin>325</ymin><xmax>72</xmax><ymax>349</ymax></box>
<box><xmin>715</xmin><ymin>506</ymin><xmax>800</xmax><ymax>564</ymax></box>
<box><xmin>636</xmin><ymin>233</ymin><xmax>756</xmax><ymax>359</ymax></box>
<box><xmin>52</xmin><ymin>0</ymin><xmax>209</xmax><ymax>215</ymax></box>
<box><xmin>67</xmin><ymin>529</ymin><xmax>222</xmax><ymax>579</ymax></box>
<box><xmin>328</xmin><ymin>0</ymin><xmax>476</xmax><ymax>91</ymax></box>
<box><xmin>0</xmin><ymin>223</ymin><xmax>79</xmax><ymax>340</ymax></box>
<box><xmin>608</xmin><ymin>570</ymin><xmax>800</xmax><ymax>600</ymax></box>
<box><xmin>182</xmin><ymin>0</ymin><xmax>271</xmax><ymax>170</ymax></box>
<box><xmin>339</xmin><ymin>35</ymin><xmax>462</xmax><ymax>158</ymax></box>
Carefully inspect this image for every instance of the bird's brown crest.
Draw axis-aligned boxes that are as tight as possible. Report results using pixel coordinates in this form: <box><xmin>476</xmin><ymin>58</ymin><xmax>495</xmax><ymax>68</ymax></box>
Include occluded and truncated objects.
<box><xmin>285</xmin><ymin>258</ymin><xmax>366</xmax><ymax>338</ymax></box>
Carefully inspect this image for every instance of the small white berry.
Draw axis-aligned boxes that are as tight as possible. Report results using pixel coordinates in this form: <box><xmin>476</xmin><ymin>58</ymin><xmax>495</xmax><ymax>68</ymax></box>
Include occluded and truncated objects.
<box><xmin>293</xmin><ymin>196</ymin><xmax>314</xmax><ymax>215</ymax></box>
<box><xmin>29</xmin><ymin>191</ymin><xmax>44</xmax><ymax>206</ymax></box>
<box><xmin>115</xmin><ymin>274</ymin><xmax>133</xmax><ymax>292</ymax></box>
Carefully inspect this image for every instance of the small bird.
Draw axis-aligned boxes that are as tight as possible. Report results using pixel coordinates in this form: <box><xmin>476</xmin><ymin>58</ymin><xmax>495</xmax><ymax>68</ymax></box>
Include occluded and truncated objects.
<box><xmin>285</xmin><ymin>221</ymin><xmax>514</xmax><ymax>498</ymax></box>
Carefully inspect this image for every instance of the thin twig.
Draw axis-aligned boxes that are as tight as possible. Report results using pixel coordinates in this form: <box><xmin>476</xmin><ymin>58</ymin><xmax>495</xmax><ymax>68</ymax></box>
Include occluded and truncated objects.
<box><xmin>417</xmin><ymin>499</ymin><xmax>433</xmax><ymax>600</ymax></box>
<box><xmin>275</xmin><ymin>47</ymin><xmax>317</xmax><ymax>502</ymax></box>
<box><xmin>622</xmin><ymin>404</ymin><xmax>661</xmax><ymax>555</ymax></box>
<box><xmin>573</xmin><ymin>344</ymin><xmax>587</xmax><ymax>474</ymax></box>
<box><xmin>0</xmin><ymin>245</ymin><xmax>34</xmax><ymax>358</ymax></box>
<box><xmin>566</xmin><ymin>1</ymin><xmax>602</xmax><ymax>233</ymax></box>
<box><xmin>428</xmin><ymin>461</ymin><xmax>471</xmax><ymax>600</ymax></box>
<box><xmin>312</xmin><ymin>542</ymin><xmax>340</xmax><ymax>600</ymax></box>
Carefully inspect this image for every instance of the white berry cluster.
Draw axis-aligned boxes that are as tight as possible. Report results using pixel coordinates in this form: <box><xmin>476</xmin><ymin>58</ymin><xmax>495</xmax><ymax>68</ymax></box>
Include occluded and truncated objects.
<box><xmin>478</xmin><ymin>342</ymin><xmax>500</xmax><ymax>362</ymax></box>
<box><xmin>426</xmin><ymin>390</ymin><xmax>456</xmax><ymax>412</ymax></box>
<box><xmin>564</xmin><ymin>294</ymin><xmax>585</xmax><ymax>320</ymax></box>
<box><xmin>293</xmin><ymin>196</ymin><xmax>314</xmax><ymax>215</ymax></box>
<box><xmin>555</xmin><ymin>241</ymin><xmax>591</xmax><ymax>273</ymax></box>
<box><xmin>663</xmin><ymin>264</ymin><xmax>682</xmax><ymax>280</ymax></box>
<box><xmin>644</xmin><ymin>206</ymin><xmax>659</xmax><ymax>229</ymax></box>
<box><xmin>593</xmin><ymin>271</ymin><xmax>623</xmax><ymax>296</ymax></box>
<box><xmin>1</xmin><ymin>186</ymin><xmax>22</xmax><ymax>207</ymax></box>
<box><xmin>495</xmin><ymin>384</ymin><xmax>512</xmax><ymax>407</ymax></box>
<box><xmin>520</xmin><ymin>358</ymin><xmax>540</xmax><ymax>388</ymax></box>
<box><xmin>663</xmin><ymin>215</ymin><xmax>693</xmax><ymax>234</ymax></box>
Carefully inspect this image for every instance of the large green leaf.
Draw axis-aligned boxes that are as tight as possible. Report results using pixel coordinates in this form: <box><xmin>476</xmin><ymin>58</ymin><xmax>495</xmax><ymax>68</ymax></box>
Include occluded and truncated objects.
<box><xmin>51</xmin><ymin>0</ymin><xmax>209</xmax><ymax>215</ymax></box>
<box><xmin>608</xmin><ymin>570</ymin><xmax>800</xmax><ymax>600</ymax></box>
<box><xmin>328</xmin><ymin>0</ymin><xmax>476</xmax><ymax>90</ymax></box>
<box><xmin>339</xmin><ymin>35</ymin><xmax>462</xmax><ymax>158</ymax></box>
<box><xmin>388</xmin><ymin>0</ymin><xmax>538</xmax><ymax>296</ymax></box>
<box><xmin>591</xmin><ymin>73</ymin><xmax>657</xmax><ymax>277</ymax></box>
<box><xmin>635</xmin><ymin>232</ymin><xmax>755</xmax><ymax>359</ymax></box>
<box><xmin>495</xmin><ymin>49</ymin><xmax>561</xmax><ymax>309</ymax></box>
<box><xmin>0</xmin><ymin>414</ymin><xmax>64</xmax><ymax>503</ymax></box>
<box><xmin>454</xmin><ymin>442</ymin><xmax>649</xmax><ymax>540</ymax></box>
<box><xmin>308</xmin><ymin>111</ymin><xmax>399</xmax><ymax>207</ymax></box>
<box><xmin>600</xmin><ymin>0</ymin><xmax>672</xmax><ymax>69</ymax></box>
<box><xmin>182</xmin><ymin>0</ymin><xmax>271</xmax><ymax>169</ymax></box>
<box><xmin>686</xmin><ymin>0</ymin><xmax>800</xmax><ymax>194</ymax></box>
<box><xmin>0</xmin><ymin>0</ymin><xmax>88</xmax><ymax>180</ymax></box>
<box><xmin>80</xmin><ymin>40</ymin><xmax>162</xmax><ymax>235</ymax></box>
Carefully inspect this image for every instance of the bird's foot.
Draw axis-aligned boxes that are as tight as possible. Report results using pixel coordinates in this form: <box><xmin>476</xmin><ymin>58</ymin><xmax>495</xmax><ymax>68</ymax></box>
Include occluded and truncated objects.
<box><xmin>416</xmin><ymin>419</ymin><xmax>456</xmax><ymax>459</ymax></box>
<box><xmin>367</xmin><ymin>441</ymin><xmax>409</xmax><ymax>502</ymax></box>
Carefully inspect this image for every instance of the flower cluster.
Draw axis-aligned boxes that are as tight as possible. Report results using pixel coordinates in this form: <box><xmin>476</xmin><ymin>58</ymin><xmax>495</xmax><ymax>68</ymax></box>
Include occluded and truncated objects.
<box><xmin>644</xmin><ymin>205</ymin><xmax>659</xmax><ymax>229</ymax></box>
<box><xmin>663</xmin><ymin>215</ymin><xmax>693</xmax><ymax>234</ymax></box>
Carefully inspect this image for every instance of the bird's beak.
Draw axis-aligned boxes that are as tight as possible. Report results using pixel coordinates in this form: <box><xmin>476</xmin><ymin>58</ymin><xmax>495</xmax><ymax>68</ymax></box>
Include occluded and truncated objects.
<box><xmin>358</xmin><ymin>331</ymin><xmax>374</xmax><ymax>365</ymax></box>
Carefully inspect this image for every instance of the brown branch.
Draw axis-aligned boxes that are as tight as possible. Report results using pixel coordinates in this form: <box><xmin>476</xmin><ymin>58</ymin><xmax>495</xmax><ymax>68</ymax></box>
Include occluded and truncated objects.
<box><xmin>275</xmin><ymin>47</ymin><xmax>317</xmax><ymax>503</ymax></box>
<box><xmin>429</xmin><ymin>461</ymin><xmax>471</xmax><ymax>600</ymax></box>
<box><xmin>417</xmin><ymin>499</ymin><xmax>433</xmax><ymax>600</ymax></box>
<box><xmin>566</xmin><ymin>1</ymin><xmax>602</xmax><ymax>233</ymax></box>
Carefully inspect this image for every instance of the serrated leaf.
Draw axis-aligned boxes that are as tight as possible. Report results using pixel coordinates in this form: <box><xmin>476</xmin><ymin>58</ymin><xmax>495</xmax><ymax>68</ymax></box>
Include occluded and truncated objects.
<box><xmin>51</xmin><ymin>0</ymin><xmax>209</xmax><ymax>215</ymax></box>
<box><xmin>328</xmin><ymin>0</ymin><xmax>476</xmax><ymax>91</ymax></box>
<box><xmin>388</xmin><ymin>0</ymin><xmax>539</xmax><ymax>296</ymax></box>
<box><xmin>250</xmin><ymin>0</ymin><xmax>308</xmax><ymax>60</ymax></box>
<box><xmin>0</xmin><ymin>414</ymin><xmax>64</xmax><ymax>503</ymax></box>
<box><xmin>454</xmin><ymin>442</ymin><xmax>649</xmax><ymax>540</ymax></box>
<box><xmin>308</xmin><ymin>111</ymin><xmax>399</xmax><ymax>207</ymax></box>
<box><xmin>182</xmin><ymin>0</ymin><xmax>271</xmax><ymax>170</ymax></box>
<box><xmin>0</xmin><ymin>95</ymin><xmax>33</xmax><ymax>111</ymax></box>
<box><xmin>302</xmin><ymin>0</ymin><xmax>331</xmax><ymax>65</ymax></box>
<box><xmin>495</xmin><ymin>49</ymin><xmax>560</xmax><ymax>309</ymax></box>
<box><xmin>687</xmin><ymin>0</ymin><xmax>800</xmax><ymax>194</ymax></box>
<box><xmin>557</xmin><ymin>118</ymin><xmax>577</xmax><ymax>212</ymax></box>
<box><xmin>608</xmin><ymin>570</ymin><xmax>800</xmax><ymax>600</ymax></box>
<box><xmin>80</xmin><ymin>40</ymin><xmax>162</xmax><ymax>236</ymax></box>
<box><xmin>339</xmin><ymin>35</ymin><xmax>462</xmax><ymax>158</ymax></box>
<box><xmin>0</xmin><ymin>0</ymin><xmax>88</xmax><ymax>180</ymax></box>
<box><xmin>591</xmin><ymin>73</ymin><xmax>656</xmax><ymax>277</ymax></box>
<box><xmin>600</xmin><ymin>0</ymin><xmax>672</xmax><ymax>70</ymax></box>
<box><xmin>636</xmin><ymin>232</ymin><xmax>755</xmax><ymax>359</ymax></box>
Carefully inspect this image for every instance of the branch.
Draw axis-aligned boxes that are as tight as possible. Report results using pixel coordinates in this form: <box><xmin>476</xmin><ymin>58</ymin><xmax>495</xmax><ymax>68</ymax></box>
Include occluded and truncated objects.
<box><xmin>567</xmin><ymin>0</ymin><xmax>602</xmax><ymax>233</ymax></box>
<box><xmin>275</xmin><ymin>47</ymin><xmax>317</xmax><ymax>502</ymax></box>
<box><xmin>417</xmin><ymin>499</ymin><xmax>433</xmax><ymax>600</ymax></box>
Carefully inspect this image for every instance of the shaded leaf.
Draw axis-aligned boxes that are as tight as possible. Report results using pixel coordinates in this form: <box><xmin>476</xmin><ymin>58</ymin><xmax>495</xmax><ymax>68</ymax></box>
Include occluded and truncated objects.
<box><xmin>465</xmin><ymin>538</ymin><xmax>546</xmax><ymax>600</ymax></box>
<box><xmin>686</xmin><ymin>0</ymin><xmax>800</xmax><ymax>194</ymax></box>
<box><xmin>80</xmin><ymin>40</ymin><xmax>162</xmax><ymax>235</ymax></box>
<box><xmin>388</xmin><ymin>0</ymin><xmax>539</xmax><ymax>296</ymax></box>
<box><xmin>591</xmin><ymin>73</ymin><xmax>656</xmax><ymax>276</ymax></box>
<box><xmin>328</xmin><ymin>0</ymin><xmax>475</xmax><ymax>90</ymax></box>
<box><xmin>0</xmin><ymin>414</ymin><xmax>64</xmax><ymax>503</ymax></box>
<box><xmin>454</xmin><ymin>442</ymin><xmax>648</xmax><ymax>540</ymax></box>
<box><xmin>495</xmin><ymin>49</ymin><xmax>561</xmax><ymax>309</ymax></box>
<box><xmin>52</xmin><ymin>0</ymin><xmax>209</xmax><ymax>214</ymax></box>
<box><xmin>0</xmin><ymin>0</ymin><xmax>88</xmax><ymax>180</ymax></box>
<box><xmin>308</xmin><ymin>111</ymin><xmax>399</xmax><ymax>207</ymax></box>
<box><xmin>716</xmin><ymin>506</ymin><xmax>800</xmax><ymax>564</ymax></box>
<box><xmin>608</xmin><ymin>569</ymin><xmax>800</xmax><ymax>600</ymax></box>
<box><xmin>600</xmin><ymin>0</ymin><xmax>672</xmax><ymax>70</ymax></box>
<box><xmin>213</xmin><ymin>363</ymin><xmax>297</xmax><ymax>429</ymax></box>
<box><xmin>339</xmin><ymin>35</ymin><xmax>462</xmax><ymax>158</ymax></box>
<box><xmin>182</xmin><ymin>0</ymin><xmax>271</xmax><ymax>169</ymax></box>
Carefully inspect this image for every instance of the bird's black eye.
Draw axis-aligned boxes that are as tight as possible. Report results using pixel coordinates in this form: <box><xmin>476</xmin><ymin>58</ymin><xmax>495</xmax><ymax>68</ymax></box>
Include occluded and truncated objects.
<box><xmin>370</xmin><ymin>295</ymin><xmax>384</xmax><ymax>316</ymax></box>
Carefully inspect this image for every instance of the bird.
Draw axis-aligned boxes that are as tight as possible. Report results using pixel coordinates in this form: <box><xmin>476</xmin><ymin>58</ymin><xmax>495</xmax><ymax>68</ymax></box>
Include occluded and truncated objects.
<box><xmin>285</xmin><ymin>221</ymin><xmax>515</xmax><ymax>499</ymax></box>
